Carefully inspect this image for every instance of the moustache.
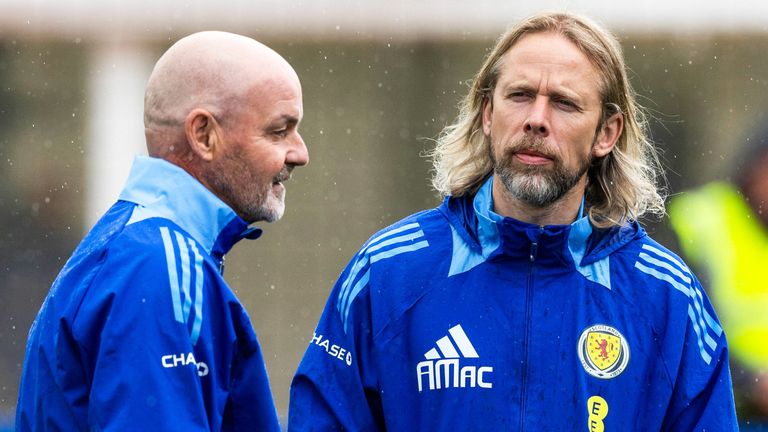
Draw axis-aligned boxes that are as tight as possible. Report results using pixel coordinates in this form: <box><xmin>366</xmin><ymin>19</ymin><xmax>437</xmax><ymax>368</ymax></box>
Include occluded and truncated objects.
<box><xmin>273</xmin><ymin>166</ymin><xmax>293</xmax><ymax>183</ymax></box>
<box><xmin>500</xmin><ymin>136</ymin><xmax>563</xmax><ymax>166</ymax></box>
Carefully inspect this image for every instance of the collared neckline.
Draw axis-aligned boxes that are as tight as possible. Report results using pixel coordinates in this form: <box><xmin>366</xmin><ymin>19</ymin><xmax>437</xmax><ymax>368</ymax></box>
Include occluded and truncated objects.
<box><xmin>471</xmin><ymin>176</ymin><xmax>589</xmax><ymax>260</ymax></box>
<box><xmin>442</xmin><ymin>176</ymin><xmax>641</xmax><ymax>286</ymax></box>
<box><xmin>119</xmin><ymin>155</ymin><xmax>261</xmax><ymax>257</ymax></box>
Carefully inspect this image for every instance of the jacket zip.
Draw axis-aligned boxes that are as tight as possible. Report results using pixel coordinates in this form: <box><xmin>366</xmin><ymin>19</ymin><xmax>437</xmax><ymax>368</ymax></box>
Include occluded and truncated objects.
<box><xmin>218</xmin><ymin>255</ymin><xmax>226</xmax><ymax>275</ymax></box>
<box><xmin>520</xmin><ymin>229</ymin><xmax>541</xmax><ymax>431</ymax></box>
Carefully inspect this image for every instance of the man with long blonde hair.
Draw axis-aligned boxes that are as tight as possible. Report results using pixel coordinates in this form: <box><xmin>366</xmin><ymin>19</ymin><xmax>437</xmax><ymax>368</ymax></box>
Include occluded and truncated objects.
<box><xmin>290</xmin><ymin>12</ymin><xmax>737</xmax><ymax>430</ymax></box>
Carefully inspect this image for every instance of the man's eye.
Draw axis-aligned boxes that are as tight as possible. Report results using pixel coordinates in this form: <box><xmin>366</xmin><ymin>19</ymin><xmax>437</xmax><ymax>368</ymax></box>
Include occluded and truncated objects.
<box><xmin>555</xmin><ymin>99</ymin><xmax>579</xmax><ymax>111</ymax></box>
<box><xmin>273</xmin><ymin>129</ymin><xmax>288</xmax><ymax>137</ymax></box>
<box><xmin>508</xmin><ymin>91</ymin><xmax>530</xmax><ymax>101</ymax></box>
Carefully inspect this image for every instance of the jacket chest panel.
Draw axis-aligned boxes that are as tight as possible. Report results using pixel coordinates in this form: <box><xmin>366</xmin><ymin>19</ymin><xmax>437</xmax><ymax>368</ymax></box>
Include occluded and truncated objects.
<box><xmin>377</xmin><ymin>273</ymin><xmax>667</xmax><ymax>430</ymax></box>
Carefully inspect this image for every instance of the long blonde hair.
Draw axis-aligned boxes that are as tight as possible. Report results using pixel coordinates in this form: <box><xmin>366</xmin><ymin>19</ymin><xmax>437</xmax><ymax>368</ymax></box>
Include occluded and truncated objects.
<box><xmin>429</xmin><ymin>12</ymin><xmax>665</xmax><ymax>227</ymax></box>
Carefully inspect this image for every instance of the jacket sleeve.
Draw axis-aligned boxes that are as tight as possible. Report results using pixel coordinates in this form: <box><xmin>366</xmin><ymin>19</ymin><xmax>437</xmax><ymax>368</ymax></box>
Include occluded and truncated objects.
<box><xmin>289</xmin><ymin>252</ymin><xmax>383</xmax><ymax>431</ymax></box>
<box><xmin>661</xmin><ymin>275</ymin><xmax>738</xmax><ymax>431</ymax></box>
<box><xmin>70</xmin><ymin>235</ymin><xmax>211</xmax><ymax>431</ymax></box>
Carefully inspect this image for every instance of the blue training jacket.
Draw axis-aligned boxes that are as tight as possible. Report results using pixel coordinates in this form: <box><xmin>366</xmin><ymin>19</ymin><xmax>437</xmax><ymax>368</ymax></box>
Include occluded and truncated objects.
<box><xmin>17</xmin><ymin>156</ymin><xmax>280</xmax><ymax>431</ymax></box>
<box><xmin>290</xmin><ymin>177</ymin><xmax>738</xmax><ymax>431</ymax></box>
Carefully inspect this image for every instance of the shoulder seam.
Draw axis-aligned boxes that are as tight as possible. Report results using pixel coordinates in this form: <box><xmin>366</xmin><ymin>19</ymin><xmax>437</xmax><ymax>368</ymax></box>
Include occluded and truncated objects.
<box><xmin>336</xmin><ymin>221</ymin><xmax>430</xmax><ymax>333</ymax></box>
<box><xmin>633</xmin><ymin>243</ymin><xmax>723</xmax><ymax>365</ymax></box>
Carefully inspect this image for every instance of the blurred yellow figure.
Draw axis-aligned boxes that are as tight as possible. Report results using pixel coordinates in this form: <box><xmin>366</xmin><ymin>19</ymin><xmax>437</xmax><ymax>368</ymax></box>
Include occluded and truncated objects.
<box><xmin>669</xmin><ymin>129</ymin><xmax>768</xmax><ymax>421</ymax></box>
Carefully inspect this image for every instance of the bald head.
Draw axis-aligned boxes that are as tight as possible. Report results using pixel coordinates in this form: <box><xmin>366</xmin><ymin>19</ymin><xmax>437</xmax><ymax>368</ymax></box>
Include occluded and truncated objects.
<box><xmin>142</xmin><ymin>31</ymin><xmax>307</xmax><ymax>223</ymax></box>
<box><xmin>143</xmin><ymin>31</ymin><xmax>298</xmax><ymax>158</ymax></box>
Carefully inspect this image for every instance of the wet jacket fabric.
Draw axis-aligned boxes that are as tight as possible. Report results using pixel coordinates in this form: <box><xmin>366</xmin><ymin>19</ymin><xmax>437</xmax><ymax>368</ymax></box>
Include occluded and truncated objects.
<box><xmin>17</xmin><ymin>156</ymin><xmax>279</xmax><ymax>431</ymax></box>
<box><xmin>289</xmin><ymin>176</ymin><xmax>737</xmax><ymax>431</ymax></box>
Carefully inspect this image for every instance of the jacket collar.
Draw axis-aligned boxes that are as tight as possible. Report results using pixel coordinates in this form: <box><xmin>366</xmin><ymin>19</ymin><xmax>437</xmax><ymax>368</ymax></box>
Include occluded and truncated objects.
<box><xmin>441</xmin><ymin>176</ymin><xmax>644</xmax><ymax>287</ymax></box>
<box><xmin>472</xmin><ymin>176</ymin><xmax>578</xmax><ymax>263</ymax></box>
<box><xmin>118</xmin><ymin>156</ymin><xmax>261</xmax><ymax>258</ymax></box>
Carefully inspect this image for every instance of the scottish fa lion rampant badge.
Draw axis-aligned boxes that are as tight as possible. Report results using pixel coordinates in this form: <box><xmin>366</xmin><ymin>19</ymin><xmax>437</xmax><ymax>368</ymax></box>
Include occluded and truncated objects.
<box><xmin>578</xmin><ymin>324</ymin><xmax>629</xmax><ymax>379</ymax></box>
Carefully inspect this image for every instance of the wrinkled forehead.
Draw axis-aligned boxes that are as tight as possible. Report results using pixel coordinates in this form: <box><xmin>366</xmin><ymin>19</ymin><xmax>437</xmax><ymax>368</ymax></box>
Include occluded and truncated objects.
<box><xmin>247</xmin><ymin>69</ymin><xmax>302</xmax><ymax>104</ymax></box>
<box><xmin>496</xmin><ymin>32</ymin><xmax>603</xmax><ymax>95</ymax></box>
<box><xmin>227</xmin><ymin>72</ymin><xmax>303</xmax><ymax>125</ymax></box>
<box><xmin>214</xmin><ymin>55</ymin><xmax>302</xmax><ymax>113</ymax></box>
<box><xmin>509</xmin><ymin>30</ymin><xmax>611</xmax><ymax>97</ymax></box>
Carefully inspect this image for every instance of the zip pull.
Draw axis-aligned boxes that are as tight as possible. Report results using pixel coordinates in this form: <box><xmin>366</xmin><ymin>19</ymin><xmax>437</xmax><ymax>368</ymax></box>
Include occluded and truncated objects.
<box><xmin>218</xmin><ymin>255</ymin><xmax>226</xmax><ymax>275</ymax></box>
<box><xmin>529</xmin><ymin>226</ymin><xmax>543</xmax><ymax>262</ymax></box>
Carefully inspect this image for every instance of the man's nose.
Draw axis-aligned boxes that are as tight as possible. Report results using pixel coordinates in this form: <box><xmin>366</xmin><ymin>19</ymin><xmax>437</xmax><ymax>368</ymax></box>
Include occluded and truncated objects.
<box><xmin>523</xmin><ymin>97</ymin><xmax>550</xmax><ymax>137</ymax></box>
<box><xmin>287</xmin><ymin>133</ymin><xmax>309</xmax><ymax>166</ymax></box>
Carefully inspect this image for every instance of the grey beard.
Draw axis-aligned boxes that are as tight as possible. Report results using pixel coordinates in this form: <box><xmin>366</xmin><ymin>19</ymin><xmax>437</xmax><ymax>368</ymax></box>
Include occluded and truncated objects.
<box><xmin>495</xmin><ymin>162</ymin><xmax>587</xmax><ymax>207</ymax></box>
<box><xmin>490</xmin><ymin>134</ymin><xmax>592</xmax><ymax>208</ymax></box>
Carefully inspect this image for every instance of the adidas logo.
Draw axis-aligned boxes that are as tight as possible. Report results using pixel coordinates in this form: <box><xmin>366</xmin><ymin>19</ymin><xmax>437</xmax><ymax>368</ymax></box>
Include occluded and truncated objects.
<box><xmin>416</xmin><ymin>324</ymin><xmax>493</xmax><ymax>392</ymax></box>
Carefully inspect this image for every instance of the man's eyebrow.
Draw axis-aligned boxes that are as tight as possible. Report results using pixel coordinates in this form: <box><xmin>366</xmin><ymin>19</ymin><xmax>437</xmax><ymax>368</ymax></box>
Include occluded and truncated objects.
<box><xmin>272</xmin><ymin>114</ymin><xmax>300</xmax><ymax>126</ymax></box>
<box><xmin>548</xmin><ymin>88</ymin><xmax>583</xmax><ymax>101</ymax></box>
<box><xmin>500</xmin><ymin>81</ymin><xmax>535</xmax><ymax>91</ymax></box>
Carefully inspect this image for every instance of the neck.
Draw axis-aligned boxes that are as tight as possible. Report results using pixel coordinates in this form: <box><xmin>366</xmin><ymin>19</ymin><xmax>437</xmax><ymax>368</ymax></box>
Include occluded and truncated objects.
<box><xmin>491</xmin><ymin>176</ymin><xmax>586</xmax><ymax>226</ymax></box>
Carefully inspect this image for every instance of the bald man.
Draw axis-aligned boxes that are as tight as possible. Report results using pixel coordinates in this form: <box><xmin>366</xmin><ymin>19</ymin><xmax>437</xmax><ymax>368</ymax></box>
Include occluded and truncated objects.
<box><xmin>16</xmin><ymin>32</ymin><xmax>308</xmax><ymax>431</ymax></box>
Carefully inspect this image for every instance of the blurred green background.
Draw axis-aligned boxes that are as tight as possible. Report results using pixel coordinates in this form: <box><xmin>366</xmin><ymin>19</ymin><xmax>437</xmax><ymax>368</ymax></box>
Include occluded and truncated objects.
<box><xmin>2</xmin><ymin>2</ymin><xmax>768</xmax><ymax>428</ymax></box>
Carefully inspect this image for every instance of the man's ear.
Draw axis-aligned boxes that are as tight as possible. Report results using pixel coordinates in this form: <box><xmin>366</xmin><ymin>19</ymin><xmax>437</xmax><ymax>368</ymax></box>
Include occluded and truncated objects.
<box><xmin>482</xmin><ymin>94</ymin><xmax>493</xmax><ymax>136</ymax></box>
<box><xmin>185</xmin><ymin>109</ymin><xmax>221</xmax><ymax>162</ymax></box>
<box><xmin>593</xmin><ymin>112</ymin><xmax>623</xmax><ymax>158</ymax></box>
